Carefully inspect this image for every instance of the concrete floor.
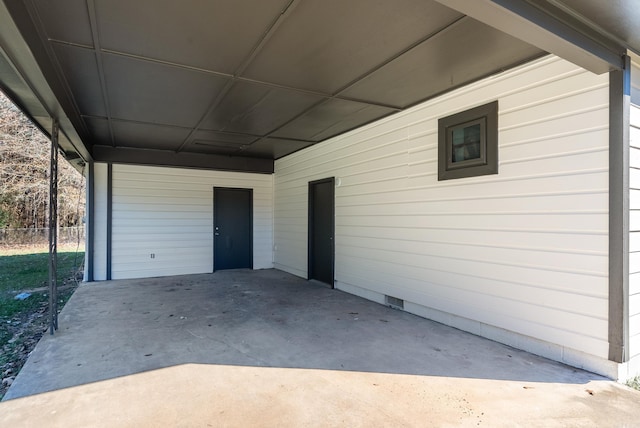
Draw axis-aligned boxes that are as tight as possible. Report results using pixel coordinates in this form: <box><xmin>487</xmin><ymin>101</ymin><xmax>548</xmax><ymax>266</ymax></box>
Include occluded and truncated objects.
<box><xmin>1</xmin><ymin>269</ymin><xmax>638</xmax><ymax>426</ymax></box>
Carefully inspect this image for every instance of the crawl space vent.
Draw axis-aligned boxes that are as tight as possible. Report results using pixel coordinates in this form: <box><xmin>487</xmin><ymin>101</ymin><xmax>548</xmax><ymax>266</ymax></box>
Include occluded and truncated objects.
<box><xmin>385</xmin><ymin>295</ymin><xmax>404</xmax><ymax>310</ymax></box>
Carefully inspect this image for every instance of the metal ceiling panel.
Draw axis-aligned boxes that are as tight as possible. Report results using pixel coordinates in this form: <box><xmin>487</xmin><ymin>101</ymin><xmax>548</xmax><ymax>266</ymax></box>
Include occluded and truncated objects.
<box><xmin>102</xmin><ymin>53</ymin><xmax>230</xmax><ymax>128</ymax></box>
<box><xmin>111</xmin><ymin>121</ymin><xmax>191</xmax><ymax>151</ymax></box>
<box><xmin>83</xmin><ymin>116</ymin><xmax>111</xmax><ymax>146</ymax></box>
<box><xmin>201</xmin><ymin>81</ymin><xmax>324</xmax><ymax>136</ymax></box>
<box><xmin>52</xmin><ymin>44</ymin><xmax>105</xmax><ymax>117</ymax></box>
<box><xmin>94</xmin><ymin>0</ymin><xmax>291</xmax><ymax>74</ymax></box>
<box><xmin>244</xmin><ymin>137</ymin><xmax>315</xmax><ymax>159</ymax></box>
<box><xmin>273</xmin><ymin>98</ymin><xmax>396</xmax><ymax>141</ymax></box>
<box><xmin>32</xmin><ymin>0</ymin><xmax>94</xmax><ymax>46</ymax></box>
<box><xmin>242</xmin><ymin>0</ymin><xmax>463</xmax><ymax>94</ymax></box>
<box><xmin>341</xmin><ymin>17</ymin><xmax>544</xmax><ymax>109</ymax></box>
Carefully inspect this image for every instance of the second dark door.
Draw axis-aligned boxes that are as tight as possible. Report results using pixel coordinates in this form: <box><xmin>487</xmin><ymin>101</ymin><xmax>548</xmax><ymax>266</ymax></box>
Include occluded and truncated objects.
<box><xmin>308</xmin><ymin>178</ymin><xmax>335</xmax><ymax>287</ymax></box>
<box><xmin>214</xmin><ymin>188</ymin><xmax>252</xmax><ymax>271</ymax></box>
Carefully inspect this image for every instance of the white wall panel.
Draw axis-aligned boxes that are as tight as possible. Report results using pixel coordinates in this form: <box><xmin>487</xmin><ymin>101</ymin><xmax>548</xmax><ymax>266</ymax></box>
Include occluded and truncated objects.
<box><xmin>274</xmin><ymin>56</ymin><xmax>610</xmax><ymax>363</ymax></box>
<box><xmin>105</xmin><ymin>164</ymin><xmax>272</xmax><ymax>280</ymax></box>
<box><xmin>630</xmin><ymin>103</ymin><xmax>640</xmax><ymax>358</ymax></box>
<box><xmin>91</xmin><ymin>163</ymin><xmax>108</xmax><ymax>280</ymax></box>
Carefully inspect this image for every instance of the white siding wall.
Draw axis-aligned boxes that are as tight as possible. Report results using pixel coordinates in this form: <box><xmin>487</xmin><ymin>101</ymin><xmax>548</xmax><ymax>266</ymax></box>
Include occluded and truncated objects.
<box><xmin>274</xmin><ymin>56</ymin><xmax>610</xmax><ymax>368</ymax></box>
<box><xmin>98</xmin><ymin>164</ymin><xmax>273</xmax><ymax>280</ymax></box>
<box><xmin>92</xmin><ymin>163</ymin><xmax>109</xmax><ymax>280</ymax></box>
<box><xmin>630</xmin><ymin>104</ymin><xmax>640</xmax><ymax>360</ymax></box>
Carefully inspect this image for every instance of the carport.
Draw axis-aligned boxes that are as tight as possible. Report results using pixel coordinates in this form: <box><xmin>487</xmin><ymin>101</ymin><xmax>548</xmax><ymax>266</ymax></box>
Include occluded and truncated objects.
<box><xmin>2</xmin><ymin>270</ymin><xmax>640</xmax><ymax>426</ymax></box>
<box><xmin>2</xmin><ymin>0</ymin><xmax>640</xmax><ymax>395</ymax></box>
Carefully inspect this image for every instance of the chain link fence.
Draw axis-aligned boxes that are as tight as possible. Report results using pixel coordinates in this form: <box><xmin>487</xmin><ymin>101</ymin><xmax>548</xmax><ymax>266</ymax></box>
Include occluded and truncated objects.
<box><xmin>0</xmin><ymin>227</ymin><xmax>85</xmax><ymax>247</ymax></box>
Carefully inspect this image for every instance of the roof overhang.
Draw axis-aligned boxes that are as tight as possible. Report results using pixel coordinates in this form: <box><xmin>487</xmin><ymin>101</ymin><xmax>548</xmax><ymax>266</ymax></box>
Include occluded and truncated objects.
<box><xmin>0</xmin><ymin>0</ymin><xmax>637</xmax><ymax>173</ymax></box>
<box><xmin>0</xmin><ymin>0</ymin><xmax>91</xmax><ymax>169</ymax></box>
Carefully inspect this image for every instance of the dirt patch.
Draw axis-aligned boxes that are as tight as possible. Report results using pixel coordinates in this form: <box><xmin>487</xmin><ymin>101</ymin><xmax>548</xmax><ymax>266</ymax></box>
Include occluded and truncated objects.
<box><xmin>1</xmin><ymin>286</ymin><xmax>77</xmax><ymax>400</ymax></box>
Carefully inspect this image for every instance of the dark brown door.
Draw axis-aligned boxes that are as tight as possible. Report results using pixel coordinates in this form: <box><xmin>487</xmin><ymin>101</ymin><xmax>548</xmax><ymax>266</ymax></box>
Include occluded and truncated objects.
<box><xmin>214</xmin><ymin>188</ymin><xmax>252</xmax><ymax>271</ymax></box>
<box><xmin>308</xmin><ymin>178</ymin><xmax>334</xmax><ymax>287</ymax></box>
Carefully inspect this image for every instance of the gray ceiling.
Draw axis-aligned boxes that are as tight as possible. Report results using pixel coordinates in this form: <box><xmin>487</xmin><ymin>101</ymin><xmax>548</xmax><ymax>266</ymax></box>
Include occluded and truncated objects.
<box><xmin>1</xmin><ymin>0</ymin><xmax>639</xmax><ymax>173</ymax></box>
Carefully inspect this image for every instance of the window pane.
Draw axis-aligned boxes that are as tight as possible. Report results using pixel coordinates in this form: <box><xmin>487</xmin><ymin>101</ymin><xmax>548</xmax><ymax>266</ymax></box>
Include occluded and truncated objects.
<box><xmin>451</xmin><ymin>123</ymin><xmax>481</xmax><ymax>163</ymax></box>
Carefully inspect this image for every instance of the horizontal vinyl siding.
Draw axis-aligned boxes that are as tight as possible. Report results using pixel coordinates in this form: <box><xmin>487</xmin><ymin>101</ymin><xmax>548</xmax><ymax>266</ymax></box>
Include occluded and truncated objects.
<box><xmin>274</xmin><ymin>56</ymin><xmax>609</xmax><ymax>360</ymax></box>
<box><xmin>630</xmin><ymin>104</ymin><xmax>640</xmax><ymax>359</ymax></box>
<box><xmin>110</xmin><ymin>164</ymin><xmax>273</xmax><ymax>280</ymax></box>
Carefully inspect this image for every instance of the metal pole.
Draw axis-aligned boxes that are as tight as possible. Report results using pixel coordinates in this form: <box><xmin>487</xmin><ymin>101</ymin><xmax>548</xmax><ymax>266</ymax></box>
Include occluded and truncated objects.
<box><xmin>48</xmin><ymin>120</ymin><xmax>59</xmax><ymax>335</ymax></box>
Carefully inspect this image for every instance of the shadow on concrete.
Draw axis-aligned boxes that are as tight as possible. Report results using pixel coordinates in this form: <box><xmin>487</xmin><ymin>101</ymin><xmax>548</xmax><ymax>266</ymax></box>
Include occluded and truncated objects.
<box><xmin>2</xmin><ymin>362</ymin><xmax>640</xmax><ymax>427</ymax></box>
<box><xmin>4</xmin><ymin>269</ymin><xmax>608</xmax><ymax>401</ymax></box>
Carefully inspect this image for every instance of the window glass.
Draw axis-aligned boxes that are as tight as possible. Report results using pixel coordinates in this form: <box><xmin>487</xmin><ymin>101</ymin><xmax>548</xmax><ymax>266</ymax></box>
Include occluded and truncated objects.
<box><xmin>451</xmin><ymin>123</ymin><xmax>481</xmax><ymax>163</ymax></box>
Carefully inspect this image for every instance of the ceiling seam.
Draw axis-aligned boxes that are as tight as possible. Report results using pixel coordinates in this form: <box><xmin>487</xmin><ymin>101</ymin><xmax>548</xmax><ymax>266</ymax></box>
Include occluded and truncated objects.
<box><xmin>48</xmin><ymin>39</ymin><xmax>94</xmax><ymax>50</ymax></box>
<box><xmin>86</xmin><ymin>0</ymin><xmax>115</xmax><ymax>148</ymax></box>
<box><xmin>233</xmin><ymin>76</ymin><xmax>329</xmax><ymax>99</ymax></box>
<box><xmin>100</xmin><ymin>48</ymin><xmax>235</xmax><ymax>79</ymax></box>
<box><xmin>262</xmin><ymin>136</ymin><xmax>315</xmax><ymax>143</ymax></box>
<box><xmin>333</xmin><ymin>15</ymin><xmax>468</xmax><ymax>100</ymax></box>
<box><xmin>81</xmin><ymin>116</ymin><xmax>192</xmax><ymax>131</ymax></box>
<box><xmin>329</xmin><ymin>95</ymin><xmax>402</xmax><ymax>111</ymax></box>
<box><xmin>232</xmin><ymin>0</ymin><xmax>300</xmax><ymax>77</ymax></box>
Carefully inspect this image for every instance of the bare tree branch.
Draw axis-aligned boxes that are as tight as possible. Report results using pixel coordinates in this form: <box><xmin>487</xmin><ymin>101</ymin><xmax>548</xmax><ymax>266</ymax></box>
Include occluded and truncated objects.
<box><xmin>0</xmin><ymin>91</ymin><xmax>85</xmax><ymax>229</ymax></box>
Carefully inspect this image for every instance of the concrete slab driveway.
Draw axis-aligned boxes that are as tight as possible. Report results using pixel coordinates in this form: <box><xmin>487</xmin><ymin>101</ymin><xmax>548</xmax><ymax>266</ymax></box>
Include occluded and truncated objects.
<box><xmin>1</xmin><ymin>269</ymin><xmax>638</xmax><ymax>427</ymax></box>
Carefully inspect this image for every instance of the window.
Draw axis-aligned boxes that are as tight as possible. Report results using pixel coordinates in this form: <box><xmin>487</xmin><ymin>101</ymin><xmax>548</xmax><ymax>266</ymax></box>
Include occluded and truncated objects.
<box><xmin>438</xmin><ymin>101</ymin><xmax>498</xmax><ymax>180</ymax></box>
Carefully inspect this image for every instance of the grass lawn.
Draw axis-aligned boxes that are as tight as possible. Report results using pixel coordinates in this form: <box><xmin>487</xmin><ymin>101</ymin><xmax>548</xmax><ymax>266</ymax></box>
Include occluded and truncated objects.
<box><xmin>0</xmin><ymin>245</ymin><xmax>85</xmax><ymax>316</ymax></box>
<box><xmin>0</xmin><ymin>244</ymin><xmax>84</xmax><ymax>286</ymax></box>
<box><xmin>0</xmin><ymin>245</ymin><xmax>84</xmax><ymax>317</ymax></box>
<box><xmin>0</xmin><ymin>245</ymin><xmax>84</xmax><ymax>399</ymax></box>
